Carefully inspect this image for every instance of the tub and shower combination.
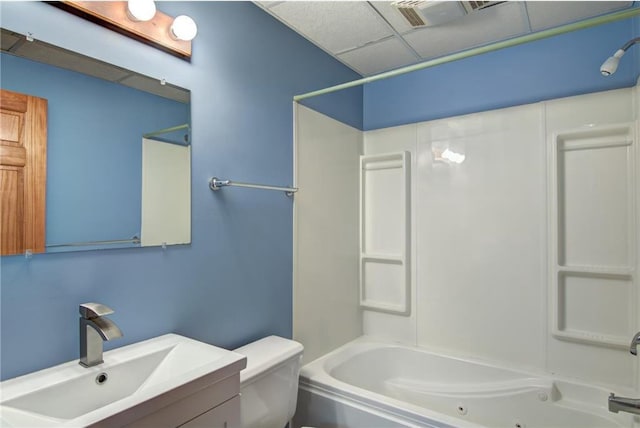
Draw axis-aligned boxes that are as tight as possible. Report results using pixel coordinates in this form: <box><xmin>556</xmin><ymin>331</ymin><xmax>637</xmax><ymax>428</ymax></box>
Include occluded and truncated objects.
<box><xmin>293</xmin><ymin>27</ymin><xmax>640</xmax><ymax>426</ymax></box>
<box><xmin>294</xmin><ymin>337</ymin><xmax>635</xmax><ymax>428</ymax></box>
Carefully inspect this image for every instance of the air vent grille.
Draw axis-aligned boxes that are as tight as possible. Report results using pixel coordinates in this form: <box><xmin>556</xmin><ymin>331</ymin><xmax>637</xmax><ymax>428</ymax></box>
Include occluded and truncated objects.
<box><xmin>462</xmin><ymin>1</ymin><xmax>504</xmax><ymax>13</ymax></box>
<box><xmin>394</xmin><ymin>1</ymin><xmax>427</xmax><ymax>27</ymax></box>
<box><xmin>393</xmin><ymin>1</ymin><xmax>505</xmax><ymax>28</ymax></box>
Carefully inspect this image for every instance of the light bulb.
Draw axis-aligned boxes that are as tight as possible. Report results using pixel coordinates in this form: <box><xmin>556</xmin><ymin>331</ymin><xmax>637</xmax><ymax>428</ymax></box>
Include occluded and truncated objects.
<box><xmin>170</xmin><ymin>15</ymin><xmax>198</xmax><ymax>41</ymax></box>
<box><xmin>127</xmin><ymin>0</ymin><xmax>156</xmax><ymax>22</ymax></box>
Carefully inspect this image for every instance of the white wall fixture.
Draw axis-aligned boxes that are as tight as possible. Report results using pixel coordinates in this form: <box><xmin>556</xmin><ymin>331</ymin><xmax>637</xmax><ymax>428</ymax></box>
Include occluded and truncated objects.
<box><xmin>548</xmin><ymin>123</ymin><xmax>636</xmax><ymax>349</ymax></box>
<box><xmin>359</xmin><ymin>152</ymin><xmax>411</xmax><ymax>315</ymax></box>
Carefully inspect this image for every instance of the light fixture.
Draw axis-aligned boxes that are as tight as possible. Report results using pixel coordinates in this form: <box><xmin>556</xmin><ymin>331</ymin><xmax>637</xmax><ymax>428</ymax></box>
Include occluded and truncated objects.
<box><xmin>127</xmin><ymin>0</ymin><xmax>156</xmax><ymax>22</ymax></box>
<box><xmin>49</xmin><ymin>1</ymin><xmax>196</xmax><ymax>60</ymax></box>
<box><xmin>601</xmin><ymin>37</ymin><xmax>640</xmax><ymax>76</ymax></box>
<box><xmin>170</xmin><ymin>15</ymin><xmax>198</xmax><ymax>42</ymax></box>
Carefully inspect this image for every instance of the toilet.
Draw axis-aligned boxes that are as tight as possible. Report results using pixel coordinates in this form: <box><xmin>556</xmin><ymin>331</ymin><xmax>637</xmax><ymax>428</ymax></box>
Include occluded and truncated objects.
<box><xmin>234</xmin><ymin>336</ymin><xmax>304</xmax><ymax>428</ymax></box>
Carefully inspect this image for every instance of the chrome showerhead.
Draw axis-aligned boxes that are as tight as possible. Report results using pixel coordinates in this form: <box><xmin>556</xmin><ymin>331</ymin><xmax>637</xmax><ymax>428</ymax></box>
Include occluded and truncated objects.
<box><xmin>600</xmin><ymin>49</ymin><xmax>625</xmax><ymax>76</ymax></box>
<box><xmin>601</xmin><ymin>37</ymin><xmax>640</xmax><ymax>77</ymax></box>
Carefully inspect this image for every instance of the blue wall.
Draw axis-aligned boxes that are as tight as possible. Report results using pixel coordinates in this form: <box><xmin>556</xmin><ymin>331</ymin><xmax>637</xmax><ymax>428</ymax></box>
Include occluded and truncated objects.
<box><xmin>3</xmin><ymin>1</ymin><xmax>638</xmax><ymax>383</ymax></box>
<box><xmin>1</xmin><ymin>53</ymin><xmax>189</xmax><ymax>248</ymax></box>
<box><xmin>364</xmin><ymin>17</ymin><xmax>640</xmax><ymax>130</ymax></box>
<box><xmin>0</xmin><ymin>2</ymin><xmax>361</xmax><ymax>380</ymax></box>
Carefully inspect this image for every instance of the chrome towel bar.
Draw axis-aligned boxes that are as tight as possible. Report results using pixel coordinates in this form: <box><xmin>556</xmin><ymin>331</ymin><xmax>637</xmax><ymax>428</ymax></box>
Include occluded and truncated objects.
<box><xmin>209</xmin><ymin>177</ymin><xmax>297</xmax><ymax>197</ymax></box>
<box><xmin>46</xmin><ymin>237</ymin><xmax>140</xmax><ymax>248</ymax></box>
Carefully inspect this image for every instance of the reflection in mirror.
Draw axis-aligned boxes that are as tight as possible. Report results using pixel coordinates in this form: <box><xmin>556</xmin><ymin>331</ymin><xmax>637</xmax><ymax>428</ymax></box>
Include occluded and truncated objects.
<box><xmin>0</xmin><ymin>28</ymin><xmax>191</xmax><ymax>254</ymax></box>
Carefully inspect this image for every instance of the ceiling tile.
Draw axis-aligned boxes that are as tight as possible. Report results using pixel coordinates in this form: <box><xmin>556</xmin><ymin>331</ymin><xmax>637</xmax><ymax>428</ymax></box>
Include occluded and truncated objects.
<box><xmin>269</xmin><ymin>2</ymin><xmax>393</xmax><ymax>54</ymax></box>
<box><xmin>338</xmin><ymin>37</ymin><xmax>419</xmax><ymax>76</ymax></box>
<box><xmin>526</xmin><ymin>1</ymin><xmax>633</xmax><ymax>32</ymax></box>
<box><xmin>403</xmin><ymin>2</ymin><xmax>529</xmax><ymax>60</ymax></box>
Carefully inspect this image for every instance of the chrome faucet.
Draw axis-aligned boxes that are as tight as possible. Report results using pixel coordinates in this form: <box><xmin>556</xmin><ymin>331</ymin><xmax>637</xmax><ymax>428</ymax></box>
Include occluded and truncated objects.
<box><xmin>79</xmin><ymin>303</ymin><xmax>123</xmax><ymax>367</ymax></box>
<box><xmin>609</xmin><ymin>393</ymin><xmax>640</xmax><ymax>415</ymax></box>
<box><xmin>630</xmin><ymin>331</ymin><xmax>640</xmax><ymax>355</ymax></box>
<box><xmin>607</xmin><ymin>331</ymin><xmax>640</xmax><ymax>416</ymax></box>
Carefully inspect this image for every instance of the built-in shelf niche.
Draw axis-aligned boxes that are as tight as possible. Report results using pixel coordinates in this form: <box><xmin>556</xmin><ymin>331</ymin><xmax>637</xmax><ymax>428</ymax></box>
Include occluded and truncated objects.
<box><xmin>549</xmin><ymin>123</ymin><xmax>636</xmax><ymax>349</ymax></box>
<box><xmin>359</xmin><ymin>152</ymin><xmax>411</xmax><ymax>315</ymax></box>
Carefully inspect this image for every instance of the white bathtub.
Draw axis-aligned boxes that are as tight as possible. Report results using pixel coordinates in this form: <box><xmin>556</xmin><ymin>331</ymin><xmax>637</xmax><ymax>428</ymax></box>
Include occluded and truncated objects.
<box><xmin>293</xmin><ymin>337</ymin><xmax>636</xmax><ymax>428</ymax></box>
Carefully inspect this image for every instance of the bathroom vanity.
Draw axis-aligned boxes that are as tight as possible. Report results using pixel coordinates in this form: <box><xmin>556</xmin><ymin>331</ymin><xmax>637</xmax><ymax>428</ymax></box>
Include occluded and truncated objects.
<box><xmin>0</xmin><ymin>334</ymin><xmax>246</xmax><ymax>427</ymax></box>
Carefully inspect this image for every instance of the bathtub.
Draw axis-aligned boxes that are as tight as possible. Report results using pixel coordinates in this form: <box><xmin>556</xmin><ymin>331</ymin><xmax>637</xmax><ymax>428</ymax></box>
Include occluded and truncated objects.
<box><xmin>293</xmin><ymin>337</ymin><xmax>636</xmax><ymax>428</ymax></box>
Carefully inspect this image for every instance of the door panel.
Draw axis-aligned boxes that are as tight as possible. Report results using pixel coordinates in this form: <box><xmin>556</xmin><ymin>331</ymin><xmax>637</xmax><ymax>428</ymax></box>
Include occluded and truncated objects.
<box><xmin>0</xmin><ymin>89</ymin><xmax>47</xmax><ymax>256</ymax></box>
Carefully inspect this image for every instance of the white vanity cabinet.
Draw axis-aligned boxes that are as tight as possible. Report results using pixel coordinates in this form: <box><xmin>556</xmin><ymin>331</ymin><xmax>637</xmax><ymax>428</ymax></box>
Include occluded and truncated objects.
<box><xmin>121</xmin><ymin>373</ymin><xmax>242</xmax><ymax>428</ymax></box>
<box><xmin>180</xmin><ymin>395</ymin><xmax>240</xmax><ymax>428</ymax></box>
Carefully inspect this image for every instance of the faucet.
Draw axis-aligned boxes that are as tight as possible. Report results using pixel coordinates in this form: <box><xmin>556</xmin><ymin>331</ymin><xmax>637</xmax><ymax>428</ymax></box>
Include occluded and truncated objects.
<box><xmin>630</xmin><ymin>331</ymin><xmax>640</xmax><ymax>355</ymax></box>
<box><xmin>609</xmin><ymin>393</ymin><xmax>640</xmax><ymax>415</ymax></box>
<box><xmin>79</xmin><ymin>303</ymin><xmax>123</xmax><ymax>367</ymax></box>
<box><xmin>608</xmin><ymin>331</ymin><xmax>640</xmax><ymax>415</ymax></box>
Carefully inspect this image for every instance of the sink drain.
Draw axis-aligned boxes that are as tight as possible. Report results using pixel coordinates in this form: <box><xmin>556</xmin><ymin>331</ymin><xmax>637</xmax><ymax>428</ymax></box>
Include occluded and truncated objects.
<box><xmin>95</xmin><ymin>372</ymin><xmax>108</xmax><ymax>385</ymax></box>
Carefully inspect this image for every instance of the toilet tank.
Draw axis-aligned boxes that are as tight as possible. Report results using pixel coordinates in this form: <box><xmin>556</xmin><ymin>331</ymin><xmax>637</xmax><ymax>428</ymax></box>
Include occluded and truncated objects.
<box><xmin>234</xmin><ymin>336</ymin><xmax>303</xmax><ymax>428</ymax></box>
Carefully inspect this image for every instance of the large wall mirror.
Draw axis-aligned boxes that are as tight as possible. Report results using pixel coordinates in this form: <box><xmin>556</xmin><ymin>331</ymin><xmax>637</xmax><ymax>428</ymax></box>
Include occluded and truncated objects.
<box><xmin>0</xmin><ymin>28</ymin><xmax>191</xmax><ymax>255</ymax></box>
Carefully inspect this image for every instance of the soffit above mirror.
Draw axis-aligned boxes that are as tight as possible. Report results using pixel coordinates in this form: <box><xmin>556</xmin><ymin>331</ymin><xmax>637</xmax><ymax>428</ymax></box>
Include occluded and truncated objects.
<box><xmin>1</xmin><ymin>28</ymin><xmax>189</xmax><ymax>104</ymax></box>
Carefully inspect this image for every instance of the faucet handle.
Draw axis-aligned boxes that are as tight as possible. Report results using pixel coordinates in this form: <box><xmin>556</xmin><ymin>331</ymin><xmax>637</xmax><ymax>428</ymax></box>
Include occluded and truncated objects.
<box><xmin>631</xmin><ymin>331</ymin><xmax>640</xmax><ymax>356</ymax></box>
<box><xmin>79</xmin><ymin>302</ymin><xmax>114</xmax><ymax>319</ymax></box>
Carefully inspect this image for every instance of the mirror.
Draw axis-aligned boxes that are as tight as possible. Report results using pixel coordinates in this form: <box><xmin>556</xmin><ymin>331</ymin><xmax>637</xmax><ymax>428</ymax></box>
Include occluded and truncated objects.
<box><xmin>0</xmin><ymin>28</ymin><xmax>191</xmax><ymax>254</ymax></box>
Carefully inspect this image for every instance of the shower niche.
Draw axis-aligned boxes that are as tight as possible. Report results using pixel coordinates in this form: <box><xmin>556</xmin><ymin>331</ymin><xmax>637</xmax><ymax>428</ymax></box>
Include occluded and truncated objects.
<box><xmin>359</xmin><ymin>151</ymin><xmax>411</xmax><ymax>315</ymax></box>
<box><xmin>548</xmin><ymin>101</ymin><xmax>636</xmax><ymax>350</ymax></box>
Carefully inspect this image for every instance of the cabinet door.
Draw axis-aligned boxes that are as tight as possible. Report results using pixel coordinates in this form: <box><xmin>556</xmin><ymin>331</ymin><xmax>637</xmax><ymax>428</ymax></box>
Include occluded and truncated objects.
<box><xmin>180</xmin><ymin>395</ymin><xmax>240</xmax><ymax>428</ymax></box>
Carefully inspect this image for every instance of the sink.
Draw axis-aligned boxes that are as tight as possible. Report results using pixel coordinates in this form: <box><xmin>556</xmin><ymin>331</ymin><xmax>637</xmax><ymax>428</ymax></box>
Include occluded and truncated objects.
<box><xmin>0</xmin><ymin>334</ymin><xmax>246</xmax><ymax>427</ymax></box>
<box><xmin>3</xmin><ymin>347</ymin><xmax>172</xmax><ymax>420</ymax></box>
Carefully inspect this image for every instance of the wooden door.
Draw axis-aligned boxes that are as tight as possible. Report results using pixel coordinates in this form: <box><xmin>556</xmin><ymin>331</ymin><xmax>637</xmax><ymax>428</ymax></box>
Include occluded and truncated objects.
<box><xmin>0</xmin><ymin>89</ymin><xmax>47</xmax><ymax>256</ymax></box>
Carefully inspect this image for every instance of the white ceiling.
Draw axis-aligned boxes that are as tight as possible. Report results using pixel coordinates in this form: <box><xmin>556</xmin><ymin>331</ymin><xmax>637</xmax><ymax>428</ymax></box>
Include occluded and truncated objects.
<box><xmin>256</xmin><ymin>1</ymin><xmax>634</xmax><ymax>76</ymax></box>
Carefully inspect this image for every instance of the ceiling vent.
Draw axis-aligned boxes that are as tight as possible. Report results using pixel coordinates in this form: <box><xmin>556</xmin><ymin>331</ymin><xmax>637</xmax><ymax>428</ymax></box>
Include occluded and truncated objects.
<box><xmin>392</xmin><ymin>1</ymin><xmax>503</xmax><ymax>28</ymax></box>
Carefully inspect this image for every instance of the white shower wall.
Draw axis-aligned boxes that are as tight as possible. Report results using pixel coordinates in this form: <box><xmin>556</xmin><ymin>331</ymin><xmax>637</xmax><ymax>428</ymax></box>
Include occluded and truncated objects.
<box><xmin>294</xmin><ymin>86</ymin><xmax>639</xmax><ymax>390</ymax></box>
<box><xmin>362</xmin><ymin>87</ymin><xmax>639</xmax><ymax>390</ymax></box>
<box><xmin>293</xmin><ymin>105</ymin><xmax>363</xmax><ymax>365</ymax></box>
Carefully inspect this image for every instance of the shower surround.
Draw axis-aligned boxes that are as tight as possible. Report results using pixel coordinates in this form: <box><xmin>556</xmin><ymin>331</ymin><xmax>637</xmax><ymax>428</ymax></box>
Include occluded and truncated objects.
<box><xmin>293</xmin><ymin>85</ymin><xmax>639</xmax><ymax>426</ymax></box>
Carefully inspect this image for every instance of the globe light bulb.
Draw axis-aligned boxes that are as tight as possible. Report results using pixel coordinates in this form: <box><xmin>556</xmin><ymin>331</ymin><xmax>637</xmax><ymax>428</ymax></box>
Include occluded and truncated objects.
<box><xmin>170</xmin><ymin>15</ymin><xmax>198</xmax><ymax>41</ymax></box>
<box><xmin>127</xmin><ymin>0</ymin><xmax>156</xmax><ymax>22</ymax></box>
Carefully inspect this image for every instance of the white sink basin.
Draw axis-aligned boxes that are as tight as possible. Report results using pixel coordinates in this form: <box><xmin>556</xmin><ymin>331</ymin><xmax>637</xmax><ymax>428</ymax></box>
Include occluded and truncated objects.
<box><xmin>0</xmin><ymin>334</ymin><xmax>246</xmax><ymax>427</ymax></box>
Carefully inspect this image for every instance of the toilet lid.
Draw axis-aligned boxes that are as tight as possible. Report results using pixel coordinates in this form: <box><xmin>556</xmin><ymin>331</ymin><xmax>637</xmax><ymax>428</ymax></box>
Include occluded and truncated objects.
<box><xmin>234</xmin><ymin>336</ymin><xmax>303</xmax><ymax>384</ymax></box>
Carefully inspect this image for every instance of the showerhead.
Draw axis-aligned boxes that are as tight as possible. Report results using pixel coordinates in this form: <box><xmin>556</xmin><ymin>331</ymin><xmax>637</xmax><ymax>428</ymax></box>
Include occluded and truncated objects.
<box><xmin>600</xmin><ymin>49</ymin><xmax>625</xmax><ymax>76</ymax></box>
<box><xmin>600</xmin><ymin>37</ymin><xmax>640</xmax><ymax>77</ymax></box>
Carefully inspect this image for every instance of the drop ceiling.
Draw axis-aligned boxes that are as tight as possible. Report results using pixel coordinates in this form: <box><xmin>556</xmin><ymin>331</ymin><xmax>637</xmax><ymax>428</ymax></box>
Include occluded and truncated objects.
<box><xmin>255</xmin><ymin>1</ymin><xmax>634</xmax><ymax>76</ymax></box>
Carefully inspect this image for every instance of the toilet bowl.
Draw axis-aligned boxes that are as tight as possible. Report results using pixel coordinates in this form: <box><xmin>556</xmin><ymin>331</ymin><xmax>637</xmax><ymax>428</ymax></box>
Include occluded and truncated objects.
<box><xmin>234</xmin><ymin>336</ymin><xmax>303</xmax><ymax>428</ymax></box>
